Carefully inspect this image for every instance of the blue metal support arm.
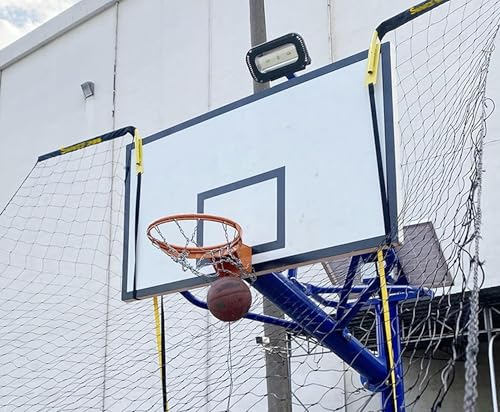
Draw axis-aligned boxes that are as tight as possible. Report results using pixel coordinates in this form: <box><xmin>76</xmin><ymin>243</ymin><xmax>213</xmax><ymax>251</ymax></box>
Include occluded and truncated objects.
<box><xmin>301</xmin><ymin>283</ymin><xmax>431</xmax><ymax>312</ymax></box>
<box><xmin>303</xmin><ymin>284</ymin><xmax>430</xmax><ymax>296</ymax></box>
<box><xmin>336</xmin><ymin>255</ymin><xmax>361</xmax><ymax>322</ymax></box>
<box><xmin>251</xmin><ymin>272</ymin><xmax>388</xmax><ymax>387</ymax></box>
<box><xmin>180</xmin><ymin>290</ymin><xmax>301</xmax><ymax>332</ymax></box>
<box><xmin>336</xmin><ymin>277</ymin><xmax>381</xmax><ymax>329</ymax></box>
<box><xmin>375</xmin><ymin>302</ymin><xmax>406</xmax><ymax>411</ymax></box>
<box><xmin>308</xmin><ymin>293</ymin><xmax>341</xmax><ymax>308</ymax></box>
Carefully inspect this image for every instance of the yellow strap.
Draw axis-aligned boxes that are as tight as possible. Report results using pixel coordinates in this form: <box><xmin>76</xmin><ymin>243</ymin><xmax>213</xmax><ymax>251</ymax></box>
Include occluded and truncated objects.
<box><xmin>153</xmin><ymin>296</ymin><xmax>169</xmax><ymax>411</ymax></box>
<box><xmin>134</xmin><ymin>128</ymin><xmax>144</xmax><ymax>174</ymax></box>
<box><xmin>60</xmin><ymin>137</ymin><xmax>102</xmax><ymax>155</ymax></box>
<box><xmin>377</xmin><ymin>249</ymin><xmax>398</xmax><ymax>411</ymax></box>
<box><xmin>153</xmin><ymin>296</ymin><xmax>162</xmax><ymax>366</ymax></box>
<box><xmin>366</xmin><ymin>31</ymin><xmax>381</xmax><ymax>85</ymax></box>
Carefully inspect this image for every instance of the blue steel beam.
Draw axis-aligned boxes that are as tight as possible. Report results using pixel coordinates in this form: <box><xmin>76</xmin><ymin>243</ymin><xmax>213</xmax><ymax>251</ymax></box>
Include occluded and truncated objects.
<box><xmin>303</xmin><ymin>284</ymin><xmax>428</xmax><ymax>295</ymax></box>
<box><xmin>251</xmin><ymin>272</ymin><xmax>388</xmax><ymax>387</ymax></box>
<box><xmin>335</xmin><ymin>255</ymin><xmax>361</xmax><ymax>322</ymax></box>
<box><xmin>335</xmin><ymin>277</ymin><xmax>381</xmax><ymax>329</ymax></box>
<box><xmin>375</xmin><ymin>303</ymin><xmax>406</xmax><ymax>411</ymax></box>
<box><xmin>364</xmin><ymin>288</ymin><xmax>431</xmax><ymax>306</ymax></box>
<box><xmin>389</xmin><ymin>302</ymin><xmax>405</xmax><ymax>410</ymax></box>
<box><xmin>302</xmin><ymin>284</ymin><xmax>430</xmax><ymax>311</ymax></box>
<box><xmin>180</xmin><ymin>290</ymin><xmax>301</xmax><ymax>331</ymax></box>
<box><xmin>308</xmin><ymin>293</ymin><xmax>340</xmax><ymax>308</ymax></box>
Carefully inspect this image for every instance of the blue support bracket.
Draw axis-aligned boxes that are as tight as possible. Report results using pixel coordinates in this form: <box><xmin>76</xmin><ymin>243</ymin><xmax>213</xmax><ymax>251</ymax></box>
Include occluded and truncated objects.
<box><xmin>180</xmin><ymin>290</ymin><xmax>301</xmax><ymax>332</ymax></box>
<box><xmin>375</xmin><ymin>301</ymin><xmax>406</xmax><ymax>411</ymax></box>
<box><xmin>251</xmin><ymin>272</ymin><xmax>388</xmax><ymax>387</ymax></box>
<box><xmin>336</xmin><ymin>255</ymin><xmax>361</xmax><ymax>322</ymax></box>
<box><xmin>180</xmin><ymin>250</ymin><xmax>431</xmax><ymax>402</ymax></box>
<box><xmin>336</xmin><ymin>276</ymin><xmax>381</xmax><ymax>329</ymax></box>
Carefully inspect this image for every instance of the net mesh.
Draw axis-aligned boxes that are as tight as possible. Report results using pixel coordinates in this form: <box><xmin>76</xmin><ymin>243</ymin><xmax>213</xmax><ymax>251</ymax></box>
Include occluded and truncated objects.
<box><xmin>1</xmin><ymin>0</ymin><xmax>499</xmax><ymax>411</ymax></box>
<box><xmin>0</xmin><ymin>138</ymin><xmax>163</xmax><ymax>411</ymax></box>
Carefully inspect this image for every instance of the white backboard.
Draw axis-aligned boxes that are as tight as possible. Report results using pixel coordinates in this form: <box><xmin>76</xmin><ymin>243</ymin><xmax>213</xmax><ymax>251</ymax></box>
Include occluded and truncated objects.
<box><xmin>122</xmin><ymin>43</ymin><xmax>399</xmax><ymax>301</ymax></box>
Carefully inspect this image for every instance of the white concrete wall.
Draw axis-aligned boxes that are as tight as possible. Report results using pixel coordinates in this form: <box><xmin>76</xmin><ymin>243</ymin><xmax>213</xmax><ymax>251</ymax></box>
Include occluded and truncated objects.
<box><xmin>0</xmin><ymin>5</ymin><xmax>117</xmax><ymax>210</ymax></box>
<box><xmin>0</xmin><ymin>1</ymin><xmax>336</xmax><ymax>410</ymax></box>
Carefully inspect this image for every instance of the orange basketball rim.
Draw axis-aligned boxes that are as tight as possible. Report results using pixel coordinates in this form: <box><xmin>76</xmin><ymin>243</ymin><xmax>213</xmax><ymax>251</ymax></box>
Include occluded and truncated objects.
<box><xmin>146</xmin><ymin>213</ymin><xmax>252</xmax><ymax>277</ymax></box>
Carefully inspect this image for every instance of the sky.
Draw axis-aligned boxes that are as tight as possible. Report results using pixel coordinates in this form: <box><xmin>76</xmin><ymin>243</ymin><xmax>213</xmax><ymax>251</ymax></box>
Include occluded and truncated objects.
<box><xmin>0</xmin><ymin>0</ymin><xmax>78</xmax><ymax>49</ymax></box>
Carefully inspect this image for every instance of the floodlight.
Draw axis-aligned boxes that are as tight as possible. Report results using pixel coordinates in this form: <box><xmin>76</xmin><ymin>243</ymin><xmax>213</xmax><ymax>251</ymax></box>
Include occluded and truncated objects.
<box><xmin>80</xmin><ymin>81</ymin><xmax>95</xmax><ymax>98</ymax></box>
<box><xmin>246</xmin><ymin>33</ymin><xmax>311</xmax><ymax>83</ymax></box>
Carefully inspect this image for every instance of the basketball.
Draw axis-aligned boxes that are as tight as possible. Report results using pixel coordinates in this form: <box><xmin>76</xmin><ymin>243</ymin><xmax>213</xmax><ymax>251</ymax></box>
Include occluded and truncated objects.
<box><xmin>207</xmin><ymin>277</ymin><xmax>252</xmax><ymax>322</ymax></box>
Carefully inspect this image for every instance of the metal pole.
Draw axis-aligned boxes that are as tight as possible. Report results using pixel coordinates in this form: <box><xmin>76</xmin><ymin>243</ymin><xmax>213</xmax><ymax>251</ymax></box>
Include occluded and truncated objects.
<box><xmin>249</xmin><ymin>2</ymin><xmax>291</xmax><ymax>411</ymax></box>
<box><xmin>375</xmin><ymin>305</ymin><xmax>392</xmax><ymax>411</ymax></box>
<box><xmin>376</xmin><ymin>302</ymin><xmax>405</xmax><ymax>411</ymax></box>
<box><xmin>484</xmin><ymin>307</ymin><xmax>499</xmax><ymax>412</ymax></box>
<box><xmin>389</xmin><ymin>302</ymin><xmax>405</xmax><ymax>411</ymax></box>
<box><xmin>249</xmin><ymin>0</ymin><xmax>269</xmax><ymax>93</ymax></box>
<box><xmin>488</xmin><ymin>334</ymin><xmax>499</xmax><ymax>412</ymax></box>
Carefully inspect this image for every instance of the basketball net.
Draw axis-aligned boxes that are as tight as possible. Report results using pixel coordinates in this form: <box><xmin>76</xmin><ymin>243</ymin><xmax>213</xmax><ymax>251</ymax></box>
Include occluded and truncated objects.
<box><xmin>147</xmin><ymin>213</ymin><xmax>252</xmax><ymax>278</ymax></box>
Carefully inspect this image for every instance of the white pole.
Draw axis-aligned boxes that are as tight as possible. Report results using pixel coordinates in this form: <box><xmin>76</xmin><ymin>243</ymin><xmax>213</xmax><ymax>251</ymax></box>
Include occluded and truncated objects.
<box><xmin>488</xmin><ymin>333</ymin><xmax>499</xmax><ymax>412</ymax></box>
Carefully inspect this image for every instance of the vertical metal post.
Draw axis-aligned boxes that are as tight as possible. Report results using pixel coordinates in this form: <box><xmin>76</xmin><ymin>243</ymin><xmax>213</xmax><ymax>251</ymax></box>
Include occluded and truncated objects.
<box><xmin>375</xmin><ymin>305</ymin><xmax>392</xmax><ymax>411</ymax></box>
<box><xmin>484</xmin><ymin>306</ymin><xmax>499</xmax><ymax>412</ymax></box>
<box><xmin>376</xmin><ymin>302</ymin><xmax>405</xmax><ymax>411</ymax></box>
<box><xmin>249</xmin><ymin>2</ymin><xmax>292</xmax><ymax>411</ymax></box>
<box><xmin>249</xmin><ymin>0</ymin><xmax>270</xmax><ymax>93</ymax></box>
<box><xmin>261</xmin><ymin>298</ymin><xmax>293</xmax><ymax>412</ymax></box>
<box><xmin>389</xmin><ymin>302</ymin><xmax>405</xmax><ymax>411</ymax></box>
<box><xmin>488</xmin><ymin>334</ymin><xmax>499</xmax><ymax>412</ymax></box>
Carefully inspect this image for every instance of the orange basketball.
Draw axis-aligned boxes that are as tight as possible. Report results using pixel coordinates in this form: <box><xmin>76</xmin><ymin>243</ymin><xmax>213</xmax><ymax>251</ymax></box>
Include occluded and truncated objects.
<box><xmin>207</xmin><ymin>277</ymin><xmax>252</xmax><ymax>322</ymax></box>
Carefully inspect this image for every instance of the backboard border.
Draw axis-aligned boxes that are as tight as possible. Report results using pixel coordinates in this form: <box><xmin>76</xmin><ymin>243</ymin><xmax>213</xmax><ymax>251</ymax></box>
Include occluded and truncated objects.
<box><xmin>122</xmin><ymin>42</ymin><xmax>397</xmax><ymax>301</ymax></box>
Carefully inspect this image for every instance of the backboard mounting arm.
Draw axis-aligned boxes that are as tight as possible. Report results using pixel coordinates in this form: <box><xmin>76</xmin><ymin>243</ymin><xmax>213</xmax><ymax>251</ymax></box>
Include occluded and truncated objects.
<box><xmin>180</xmin><ymin>289</ymin><xmax>301</xmax><ymax>332</ymax></box>
<box><xmin>251</xmin><ymin>272</ymin><xmax>389</xmax><ymax>387</ymax></box>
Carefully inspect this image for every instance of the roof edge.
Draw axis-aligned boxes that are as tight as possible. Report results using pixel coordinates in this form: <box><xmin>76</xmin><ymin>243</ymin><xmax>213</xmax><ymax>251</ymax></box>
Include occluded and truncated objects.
<box><xmin>0</xmin><ymin>0</ymin><xmax>119</xmax><ymax>71</ymax></box>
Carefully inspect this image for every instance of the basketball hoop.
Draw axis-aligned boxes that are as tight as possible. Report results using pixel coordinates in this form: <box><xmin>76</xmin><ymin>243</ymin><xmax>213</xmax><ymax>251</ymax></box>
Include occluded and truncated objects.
<box><xmin>147</xmin><ymin>213</ymin><xmax>252</xmax><ymax>277</ymax></box>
